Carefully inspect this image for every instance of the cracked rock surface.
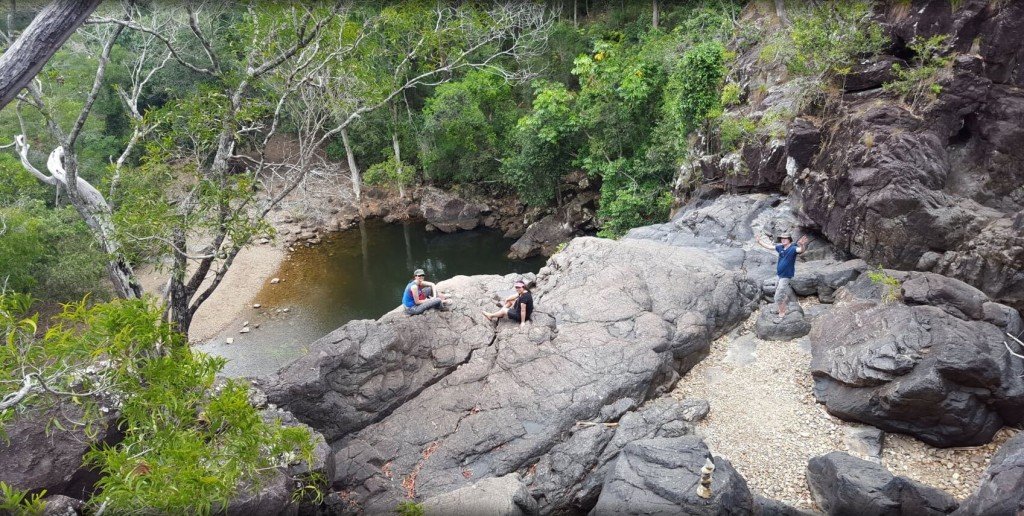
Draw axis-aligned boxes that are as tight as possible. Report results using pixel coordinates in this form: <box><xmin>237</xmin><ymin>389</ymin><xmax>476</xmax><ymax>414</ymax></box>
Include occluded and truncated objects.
<box><xmin>590</xmin><ymin>436</ymin><xmax>755</xmax><ymax>516</ymax></box>
<box><xmin>304</xmin><ymin>237</ymin><xmax>759</xmax><ymax>513</ymax></box>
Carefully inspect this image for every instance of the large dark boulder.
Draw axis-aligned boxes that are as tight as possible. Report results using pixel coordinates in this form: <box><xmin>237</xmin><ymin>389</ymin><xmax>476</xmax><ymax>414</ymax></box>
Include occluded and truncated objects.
<box><xmin>953</xmin><ymin>432</ymin><xmax>1024</xmax><ymax>515</ymax></box>
<box><xmin>508</xmin><ymin>192</ymin><xmax>598</xmax><ymax>260</ymax></box>
<box><xmin>418</xmin><ymin>186</ymin><xmax>489</xmax><ymax>233</ymax></box>
<box><xmin>321</xmin><ymin>237</ymin><xmax>759</xmax><ymax>513</ymax></box>
<box><xmin>0</xmin><ymin>402</ymin><xmax>120</xmax><ymax>499</ymax></box>
<box><xmin>809</xmin><ymin>272</ymin><xmax>1024</xmax><ymax>447</ymax></box>
<box><xmin>755</xmin><ymin>304</ymin><xmax>810</xmax><ymax>341</ymax></box>
<box><xmin>528</xmin><ymin>397</ymin><xmax>706</xmax><ymax>513</ymax></box>
<box><xmin>590</xmin><ymin>436</ymin><xmax>755</xmax><ymax>515</ymax></box>
<box><xmin>806</xmin><ymin>451</ymin><xmax>957</xmax><ymax>516</ymax></box>
<box><xmin>843</xmin><ymin>56</ymin><xmax>905</xmax><ymax>92</ymax></box>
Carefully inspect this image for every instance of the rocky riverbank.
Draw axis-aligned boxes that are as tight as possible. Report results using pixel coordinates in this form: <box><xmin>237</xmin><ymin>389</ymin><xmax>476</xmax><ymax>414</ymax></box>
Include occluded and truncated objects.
<box><xmin>246</xmin><ymin>192</ymin><xmax>1022</xmax><ymax>514</ymax></box>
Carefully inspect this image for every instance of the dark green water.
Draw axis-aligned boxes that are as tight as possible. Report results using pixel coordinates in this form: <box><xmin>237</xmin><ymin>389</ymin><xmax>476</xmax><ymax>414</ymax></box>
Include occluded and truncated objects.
<box><xmin>199</xmin><ymin>220</ymin><xmax>545</xmax><ymax>377</ymax></box>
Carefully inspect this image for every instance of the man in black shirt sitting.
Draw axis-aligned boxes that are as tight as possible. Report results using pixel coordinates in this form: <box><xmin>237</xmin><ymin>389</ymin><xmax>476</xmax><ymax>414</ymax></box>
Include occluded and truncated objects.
<box><xmin>482</xmin><ymin>280</ymin><xmax>533</xmax><ymax>328</ymax></box>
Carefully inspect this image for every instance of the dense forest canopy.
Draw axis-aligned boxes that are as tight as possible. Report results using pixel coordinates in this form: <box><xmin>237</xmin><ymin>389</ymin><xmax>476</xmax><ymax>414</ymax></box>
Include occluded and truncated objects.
<box><xmin>0</xmin><ymin>0</ymin><xmax>939</xmax><ymax>512</ymax></box>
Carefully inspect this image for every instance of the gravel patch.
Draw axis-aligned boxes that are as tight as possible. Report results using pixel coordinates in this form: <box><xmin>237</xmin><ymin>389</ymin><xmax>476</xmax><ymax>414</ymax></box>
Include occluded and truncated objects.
<box><xmin>671</xmin><ymin>307</ymin><xmax>1015</xmax><ymax>510</ymax></box>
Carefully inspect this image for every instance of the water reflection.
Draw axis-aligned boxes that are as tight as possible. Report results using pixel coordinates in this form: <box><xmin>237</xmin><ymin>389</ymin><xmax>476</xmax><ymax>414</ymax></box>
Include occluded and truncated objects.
<box><xmin>200</xmin><ymin>220</ymin><xmax>545</xmax><ymax>377</ymax></box>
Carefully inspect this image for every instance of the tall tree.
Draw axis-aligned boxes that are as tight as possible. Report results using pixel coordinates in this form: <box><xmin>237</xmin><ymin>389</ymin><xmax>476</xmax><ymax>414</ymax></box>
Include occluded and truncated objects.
<box><xmin>5</xmin><ymin>1</ymin><xmax>552</xmax><ymax>335</ymax></box>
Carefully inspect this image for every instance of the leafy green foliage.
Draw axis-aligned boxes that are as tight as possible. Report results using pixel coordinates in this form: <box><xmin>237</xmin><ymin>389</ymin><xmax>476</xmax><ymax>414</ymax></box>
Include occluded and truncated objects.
<box><xmin>759</xmin><ymin>0</ymin><xmax>887</xmax><ymax>98</ymax></box>
<box><xmin>718</xmin><ymin>116</ymin><xmax>757</xmax><ymax>152</ymax></box>
<box><xmin>420</xmin><ymin>71</ymin><xmax>519</xmax><ymax>185</ymax></box>
<box><xmin>885</xmin><ymin>34</ymin><xmax>952</xmax><ymax>109</ymax></box>
<box><xmin>0</xmin><ymin>201</ymin><xmax>108</xmax><ymax>301</ymax></box>
<box><xmin>0</xmin><ymin>482</ymin><xmax>46</xmax><ymax>516</ymax></box>
<box><xmin>0</xmin><ymin>155</ymin><xmax>50</xmax><ymax>205</ymax></box>
<box><xmin>570</xmin><ymin>14</ymin><xmax>733</xmax><ymax>236</ymax></box>
<box><xmin>720</xmin><ymin>82</ymin><xmax>742</xmax><ymax>107</ymax></box>
<box><xmin>0</xmin><ymin>293</ymin><xmax>319</xmax><ymax>514</ymax></box>
<box><xmin>395</xmin><ymin>500</ymin><xmax>425</xmax><ymax>516</ymax></box>
<box><xmin>668</xmin><ymin>41</ymin><xmax>728</xmax><ymax>134</ymax></box>
<box><xmin>365</xmin><ymin>157</ymin><xmax>417</xmax><ymax>190</ymax></box>
<box><xmin>503</xmin><ymin>81</ymin><xmax>580</xmax><ymax>206</ymax></box>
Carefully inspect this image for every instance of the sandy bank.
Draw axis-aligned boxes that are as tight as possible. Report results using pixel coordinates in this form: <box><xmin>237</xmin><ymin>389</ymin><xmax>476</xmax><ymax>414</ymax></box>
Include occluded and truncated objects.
<box><xmin>134</xmin><ymin>243</ymin><xmax>286</xmax><ymax>343</ymax></box>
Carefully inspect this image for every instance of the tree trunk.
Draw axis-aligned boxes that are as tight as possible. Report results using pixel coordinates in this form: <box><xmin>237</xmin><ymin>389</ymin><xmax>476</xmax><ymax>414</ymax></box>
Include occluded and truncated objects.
<box><xmin>0</xmin><ymin>0</ymin><xmax>102</xmax><ymax>109</ymax></box>
<box><xmin>389</xmin><ymin>102</ymin><xmax>407</xmax><ymax>198</ymax></box>
<box><xmin>341</xmin><ymin>126</ymin><xmax>360</xmax><ymax>201</ymax></box>
<box><xmin>774</xmin><ymin>0</ymin><xmax>789</xmax><ymax>26</ymax></box>
<box><xmin>167</xmin><ymin>230</ymin><xmax>192</xmax><ymax>334</ymax></box>
<box><xmin>652</xmin><ymin>0</ymin><xmax>659</xmax><ymax>29</ymax></box>
<box><xmin>14</xmin><ymin>139</ymin><xmax>142</xmax><ymax>298</ymax></box>
<box><xmin>392</xmin><ymin>131</ymin><xmax>405</xmax><ymax>199</ymax></box>
<box><xmin>573</xmin><ymin>0</ymin><xmax>577</xmax><ymax>27</ymax></box>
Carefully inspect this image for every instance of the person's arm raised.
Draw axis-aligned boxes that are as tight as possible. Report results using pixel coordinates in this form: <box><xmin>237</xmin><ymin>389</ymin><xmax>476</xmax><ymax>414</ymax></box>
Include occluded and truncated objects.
<box><xmin>797</xmin><ymin>235</ymin><xmax>810</xmax><ymax>254</ymax></box>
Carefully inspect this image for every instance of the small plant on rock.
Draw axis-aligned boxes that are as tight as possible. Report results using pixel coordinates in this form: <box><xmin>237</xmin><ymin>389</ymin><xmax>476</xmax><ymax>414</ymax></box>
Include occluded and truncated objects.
<box><xmin>885</xmin><ymin>34</ymin><xmax>953</xmax><ymax>110</ymax></box>
<box><xmin>867</xmin><ymin>266</ymin><xmax>902</xmax><ymax>304</ymax></box>
<box><xmin>395</xmin><ymin>500</ymin><xmax>425</xmax><ymax>516</ymax></box>
<box><xmin>0</xmin><ymin>482</ymin><xmax>46</xmax><ymax>516</ymax></box>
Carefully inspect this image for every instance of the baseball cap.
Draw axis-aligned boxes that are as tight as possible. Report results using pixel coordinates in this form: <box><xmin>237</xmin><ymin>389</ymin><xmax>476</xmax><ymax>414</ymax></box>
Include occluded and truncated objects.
<box><xmin>413</xmin><ymin>269</ymin><xmax>426</xmax><ymax>276</ymax></box>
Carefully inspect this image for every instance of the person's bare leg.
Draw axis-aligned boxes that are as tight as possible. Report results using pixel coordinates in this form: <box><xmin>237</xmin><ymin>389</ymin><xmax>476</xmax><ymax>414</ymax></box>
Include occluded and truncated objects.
<box><xmin>482</xmin><ymin>307</ymin><xmax>508</xmax><ymax>321</ymax></box>
<box><xmin>777</xmin><ymin>300</ymin><xmax>787</xmax><ymax>317</ymax></box>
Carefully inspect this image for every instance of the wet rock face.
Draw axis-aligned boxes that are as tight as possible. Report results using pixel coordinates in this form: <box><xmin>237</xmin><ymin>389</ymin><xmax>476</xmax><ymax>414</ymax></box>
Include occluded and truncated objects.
<box><xmin>590</xmin><ymin>436</ymin><xmax>755</xmax><ymax>516</ymax></box>
<box><xmin>809</xmin><ymin>272</ymin><xmax>1024</xmax><ymax>447</ymax></box>
<box><xmin>953</xmin><ymin>432</ymin><xmax>1024</xmax><ymax>516</ymax></box>
<box><xmin>790</xmin><ymin>1</ymin><xmax>1024</xmax><ymax>311</ymax></box>
<box><xmin>806</xmin><ymin>451</ymin><xmax>958</xmax><ymax>516</ymax></box>
<box><xmin>317</xmin><ymin>237</ymin><xmax>758</xmax><ymax>513</ymax></box>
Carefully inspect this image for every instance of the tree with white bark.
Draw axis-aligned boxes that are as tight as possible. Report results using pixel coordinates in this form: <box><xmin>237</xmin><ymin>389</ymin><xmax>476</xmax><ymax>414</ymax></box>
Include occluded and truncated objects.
<box><xmin>4</xmin><ymin>1</ymin><xmax>552</xmax><ymax>335</ymax></box>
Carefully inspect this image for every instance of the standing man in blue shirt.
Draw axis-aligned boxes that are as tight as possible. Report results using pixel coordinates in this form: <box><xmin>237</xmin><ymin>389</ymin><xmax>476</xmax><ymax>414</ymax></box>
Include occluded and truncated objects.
<box><xmin>757</xmin><ymin>232</ymin><xmax>810</xmax><ymax>319</ymax></box>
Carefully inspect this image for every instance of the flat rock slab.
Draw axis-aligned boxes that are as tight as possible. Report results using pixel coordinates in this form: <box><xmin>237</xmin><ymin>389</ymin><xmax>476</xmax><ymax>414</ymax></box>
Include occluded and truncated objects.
<box><xmin>724</xmin><ymin>333</ymin><xmax>759</xmax><ymax>366</ymax></box>
<box><xmin>422</xmin><ymin>474</ymin><xmax>537</xmax><ymax>516</ymax></box>
<box><xmin>328</xmin><ymin>237</ymin><xmax>760</xmax><ymax>512</ymax></box>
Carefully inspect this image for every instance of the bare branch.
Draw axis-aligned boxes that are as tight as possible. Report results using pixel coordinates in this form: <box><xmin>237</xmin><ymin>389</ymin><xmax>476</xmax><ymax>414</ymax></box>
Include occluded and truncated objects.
<box><xmin>67</xmin><ymin>18</ymin><xmax>125</xmax><ymax>150</ymax></box>
<box><xmin>0</xmin><ymin>375</ymin><xmax>34</xmax><ymax>411</ymax></box>
<box><xmin>186</xmin><ymin>4</ymin><xmax>221</xmax><ymax>74</ymax></box>
<box><xmin>1006</xmin><ymin>333</ymin><xmax>1024</xmax><ymax>360</ymax></box>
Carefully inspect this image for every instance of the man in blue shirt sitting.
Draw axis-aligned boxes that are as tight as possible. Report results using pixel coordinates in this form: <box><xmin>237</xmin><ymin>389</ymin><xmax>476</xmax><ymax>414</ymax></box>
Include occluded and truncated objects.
<box><xmin>402</xmin><ymin>269</ymin><xmax>448</xmax><ymax>315</ymax></box>
<box><xmin>757</xmin><ymin>232</ymin><xmax>810</xmax><ymax>319</ymax></box>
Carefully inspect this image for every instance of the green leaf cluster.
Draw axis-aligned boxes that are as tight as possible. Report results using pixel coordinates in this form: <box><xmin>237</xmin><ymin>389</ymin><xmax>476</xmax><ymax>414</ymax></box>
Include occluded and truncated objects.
<box><xmin>884</xmin><ymin>34</ymin><xmax>952</xmax><ymax>109</ymax></box>
<box><xmin>420</xmin><ymin>71</ymin><xmax>519</xmax><ymax>185</ymax></box>
<box><xmin>503</xmin><ymin>81</ymin><xmax>581</xmax><ymax>206</ymax></box>
<box><xmin>365</xmin><ymin>157</ymin><xmax>417</xmax><ymax>189</ymax></box>
<box><xmin>0</xmin><ymin>482</ymin><xmax>46</xmax><ymax>516</ymax></box>
<box><xmin>760</xmin><ymin>1</ymin><xmax>887</xmax><ymax>82</ymax></box>
<box><xmin>0</xmin><ymin>201</ymin><xmax>107</xmax><ymax>301</ymax></box>
<box><xmin>0</xmin><ymin>294</ymin><xmax>319</xmax><ymax>514</ymax></box>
